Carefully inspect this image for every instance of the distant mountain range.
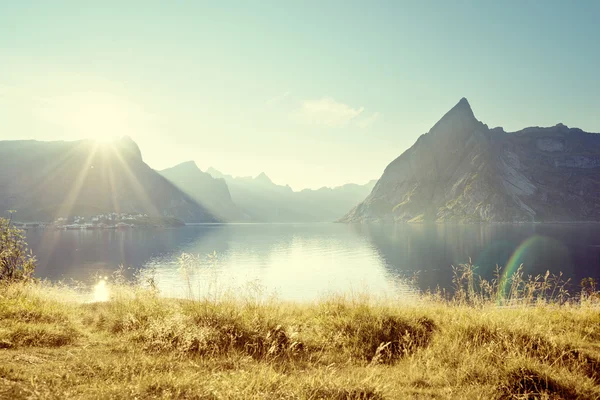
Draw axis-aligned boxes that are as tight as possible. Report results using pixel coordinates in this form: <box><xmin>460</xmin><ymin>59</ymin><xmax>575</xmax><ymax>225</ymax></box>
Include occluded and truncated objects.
<box><xmin>160</xmin><ymin>164</ymin><xmax>376</xmax><ymax>222</ymax></box>
<box><xmin>341</xmin><ymin>98</ymin><xmax>600</xmax><ymax>223</ymax></box>
<box><xmin>0</xmin><ymin>136</ymin><xmax>375</xmax><ymax>224</ymax></box>
<box><xmin>158</xmin><ymin>161</ymin><xmax>245</xmax><ymax>221</ymax></box>
<box><xmin>5</xmin><ymin>98</ymin><xmax>599</xmax><ymax>224</ymax></box>
<box><xmin>0</xmin><ymin>137</ymin><xmax>218</xmax><ymax>222</ymax></box>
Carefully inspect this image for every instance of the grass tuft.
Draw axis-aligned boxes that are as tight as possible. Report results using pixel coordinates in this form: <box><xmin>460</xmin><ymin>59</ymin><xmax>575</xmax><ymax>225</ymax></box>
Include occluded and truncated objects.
<box><xmin>498</xmin><ymin>367</ymin><xmax>580</xmax><ymax>399</ymax></box>
<box><xmin>305</xmin><ymin>385</ymin><xmax>385</xmax><ymax>400</ymax></box>
<box><xmin>0</xmin><ymin>321</ymin><xmax>79</xmax><ymax>348</ymax></box>
<box><xmin>318</xmin><ymin>303</ymin><xmax>435</xmax><ymax>364</ymax></box>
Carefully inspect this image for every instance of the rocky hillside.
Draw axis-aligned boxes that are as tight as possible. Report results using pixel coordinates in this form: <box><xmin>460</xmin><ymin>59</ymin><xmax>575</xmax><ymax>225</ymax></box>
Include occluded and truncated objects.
<box><xmin>207</xmin><ymin>168</ymin><xmax>376</xmax><ymax>222</ymax></box>
<box><xmin>0</xmin><ymin>138</ymin><xmax>218</xmax><ymax>222</ymax></box>
<box><xmin>159</xmin><ymin>161</ymin><xmax>245</xmax><ymax>222</ymax></box>
<box><xmin>341</xmin><ymin>98</ymin><xmax>600</xmax><ymax>223</ymax></box>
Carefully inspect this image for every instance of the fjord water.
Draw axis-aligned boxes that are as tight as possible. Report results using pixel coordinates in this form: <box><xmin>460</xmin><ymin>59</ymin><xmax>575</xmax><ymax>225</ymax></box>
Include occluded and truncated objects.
<box><xmin>26</xmin><ymin>223</ymin><xmax>600</xmax><ymax>301</ymax></box>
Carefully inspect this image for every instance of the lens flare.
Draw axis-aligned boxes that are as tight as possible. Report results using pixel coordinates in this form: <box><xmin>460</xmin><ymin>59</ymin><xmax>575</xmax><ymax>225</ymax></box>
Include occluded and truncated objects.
<box><xmin>497</xmin><ymin>235</ymin><xmax>571</xmax><ymax>302</ymax></box>
<box><xmin>93</xmin><ymin>278</ymin><xmax>110</xmax><ymax>302</ymax></box>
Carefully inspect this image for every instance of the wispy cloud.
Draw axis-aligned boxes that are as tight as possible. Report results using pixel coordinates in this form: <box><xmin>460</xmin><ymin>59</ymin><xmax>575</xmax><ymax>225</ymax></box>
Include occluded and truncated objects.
<box><xmin>296</xmin><ymin>97</ymin><xmax>365</xmax><ymax>126</ymax></box>
<box><xmin>356</xmin><ymin>111</ymin><xmax>381</xmax><ymax>129</ymax></box>
<box><xmin>265</xmin><ymin>91</ymin><xmax>291</xmax><ymax>108</ymax></box>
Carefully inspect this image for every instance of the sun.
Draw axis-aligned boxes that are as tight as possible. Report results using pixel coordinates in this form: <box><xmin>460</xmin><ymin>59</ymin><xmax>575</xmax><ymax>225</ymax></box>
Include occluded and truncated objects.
<box><xmin>91</xmin><ymin>134</ymin><xmax>118</xmax><ymax>143</ymax></box>
<box><xmin>53</xmin><ymin>91</ymin><xmax>139</xmax><ymax>143</ymax></box>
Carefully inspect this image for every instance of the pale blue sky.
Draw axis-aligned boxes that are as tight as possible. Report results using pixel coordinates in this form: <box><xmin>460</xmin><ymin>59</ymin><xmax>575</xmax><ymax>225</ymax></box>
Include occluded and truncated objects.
<box><xmin>1</xmin><ymin>1</ymin><xmax>599</xmax><ymax>190</ymax></box>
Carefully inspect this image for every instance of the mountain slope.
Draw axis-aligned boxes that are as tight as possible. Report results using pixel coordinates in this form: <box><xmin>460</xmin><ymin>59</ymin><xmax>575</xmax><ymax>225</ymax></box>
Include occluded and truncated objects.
<box><xmin>296</xmin><ymin>181</ymin><xmax>377</xmax><ymax>221</ymax></box>
<box><xmin>0</xmin><ymin>138</ymin><xmax>218</xmax><ymax>222</ymax></box>
<box><xmin>206</xmin><ymin>168</ymin><xmax>376</xmax><ymax>222</ymax></box>
<box><xmin>341</xmin><ymin>98</ymin><xmax>600</xmax><ymax>223</ymax></box>
<box><xmin>159</xmin><ymin>161</ymin><xmax>245</xmax><ymax>221</ymax></box>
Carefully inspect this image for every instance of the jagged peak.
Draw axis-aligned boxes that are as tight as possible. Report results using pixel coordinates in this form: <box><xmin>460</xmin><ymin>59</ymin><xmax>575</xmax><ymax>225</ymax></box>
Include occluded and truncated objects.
<box><xmin>426</xmin><ymin>97</ymin><xmax>479</xmax><ymax>138</ymax></box>
<box><xmin>436</xmin><ymin>97</ymin><xmax>476</xmax><ymax>121</ymax></box>
<box><xmin>162</xmin><ymin>160</ymin><xmax>200</xmax><ymax>172</ymax></box>
<box><xmin>180</xmin><ymin>160</ymin><xmax>199</xmax><ymax>169</ymax></box>
<box><xmin>448</xmin><ymin>97</ymin><xmax>475</xmax><ymax>118</ymax></box>
<box><xmin>255</xmin><ymin>172</ymin><xmax>273</xmax><ymax>184</ymax></box>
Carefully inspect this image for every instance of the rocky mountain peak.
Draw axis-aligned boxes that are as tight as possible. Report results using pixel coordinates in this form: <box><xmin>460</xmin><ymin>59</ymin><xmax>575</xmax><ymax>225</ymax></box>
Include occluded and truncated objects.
<box><xmin>0</xmin><ymin>138</ymin><xmax>218</xmax><ymax>222</ymax></box>
<box><xmin>436</xmin><ymin>97</ymin><xmax>475</xmax><ymax>125</ymax></box>
<box><xmin>114</xmin><ymin>135</ymin><xmax>143</xmax><ymax>160</ymax></box>
<box><xmin>425</xmin><ymin>97</ymin><xmax>481</xmax><ymax>145</ymax></box>
<box><xmin>177</xmin><ymin>160</ymin><xmax>200</xmax><ymax>171</ymax></box>
<box><xmin>456</xmin><ymin>97</ymin><xmax>472</xmax><ymax>111</ymax></box>
<box><xmin>160</xmin><ymin>161</ymin><xmax>205</xmax><ymax>177</ymax></box>
<box><xmin>255</xmin><ymin>172</ymin><xmax>273</xmax><ymax>184</ymax></box>
<box><xmin>554</xmin><ymin>123</ymin><xmax>571</xmax><ymax>133</ymax></box>
<box><xmin>341</xmin><ymin>98</ymin><xmax>600</xmax><ymax>223</ymax></box>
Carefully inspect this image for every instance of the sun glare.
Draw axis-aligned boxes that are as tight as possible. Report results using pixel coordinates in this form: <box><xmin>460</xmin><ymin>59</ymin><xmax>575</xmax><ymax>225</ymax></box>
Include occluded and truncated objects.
<box><xmin>47</xmin><ymin>91</ymin><xmax>144</xmax><ymax>143</ymax></box>
<box><xmin>92</xmin><ymin>135</ymin><xmax>116</xmax><ymax>143</ymax></box>
<box><xmin>92</xmin><ymin>278</ymin><xmax>110</xmax><ymax>302</ymax></box>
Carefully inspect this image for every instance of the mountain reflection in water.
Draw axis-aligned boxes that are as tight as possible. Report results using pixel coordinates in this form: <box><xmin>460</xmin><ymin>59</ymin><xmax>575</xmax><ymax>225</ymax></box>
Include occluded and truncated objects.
<box><xmin>25</xmin><ymin>223</ymin><xmax>600</xmax><ymax>301</ymax></box>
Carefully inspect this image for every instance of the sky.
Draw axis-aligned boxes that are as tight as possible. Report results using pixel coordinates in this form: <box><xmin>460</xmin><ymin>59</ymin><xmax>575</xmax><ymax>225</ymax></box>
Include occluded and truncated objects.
<box><xmin>1</xmin><ymin>1</ymin><xmax>599</xmax><ymax>190</ymax></box>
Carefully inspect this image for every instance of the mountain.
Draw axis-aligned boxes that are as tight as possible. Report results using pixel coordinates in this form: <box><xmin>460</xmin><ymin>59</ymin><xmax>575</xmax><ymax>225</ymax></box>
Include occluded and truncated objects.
<box><xmin>341</xmin><ymin>98</ymin><xmax>600</xmax><ymax>223</ymax></box>
<box><xmin>0</xmin><ymin>138</ymin><xmax>218</xmax><ymax>222</ymax></box>
<box><xmin>296</xmin><ymin>181</ymin><xmax>377</xmax><ymax>221</ymax></box>
<box><xmin>159</xmin><ymin>161</ymin><xmax>245</xmax><ymax>221</ymax></box>
<box><xmin>206</xmin><ymin>168</ymin><xmax>376</xmax><ymax>222</ymax></box>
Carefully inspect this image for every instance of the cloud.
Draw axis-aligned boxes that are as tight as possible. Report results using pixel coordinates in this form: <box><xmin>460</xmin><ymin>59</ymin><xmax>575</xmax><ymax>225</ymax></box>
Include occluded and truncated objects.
<box><xmin>356</xmin><ymin>111</ymin><xmax>381</xmax><ymax>128</ymax></box>
<box><xmin>297</xmin><ymin>97</ymin><xmax>365</xmax><ymax>126</ymax></box>
<box><xmin>265</xmin><ymin>91</ymin><xmax>291</xmax><ymax>108</ymax></box>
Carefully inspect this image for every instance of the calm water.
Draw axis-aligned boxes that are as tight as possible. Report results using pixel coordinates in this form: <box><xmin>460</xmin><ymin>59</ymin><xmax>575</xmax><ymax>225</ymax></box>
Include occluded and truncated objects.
<box><xmin>25</xmin><ymin>223</ymin><xmax>600</xmax><ymax>301</ymax></box>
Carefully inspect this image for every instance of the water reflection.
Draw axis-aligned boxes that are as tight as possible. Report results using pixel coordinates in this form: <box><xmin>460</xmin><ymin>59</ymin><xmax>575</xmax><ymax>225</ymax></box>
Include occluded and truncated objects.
<box><xmin>144</xmin><ymin>224</ymin><xmax>408</xmax><ymax>301</ymax></box>
<box><xmin>25</xmin><ymin>223</ymin><xmax>600</xmax><ymax>300</ymax></box>
<box><xmin>28</xmin><ymin>226</ymin><xmax>225</xmax><ymax>282</ymax></box>
<box><xmin>358</xmin><ymin>224</ymin><xmax>598</xmax><ymax>291</ymax></box>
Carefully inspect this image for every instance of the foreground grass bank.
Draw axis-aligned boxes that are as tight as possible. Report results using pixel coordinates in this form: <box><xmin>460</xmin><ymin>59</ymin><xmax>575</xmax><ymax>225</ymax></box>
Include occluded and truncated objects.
<box><xmin>1</xmin><ymin>280</ymin><xmax>600</xmax><ymax>400</ymax></box>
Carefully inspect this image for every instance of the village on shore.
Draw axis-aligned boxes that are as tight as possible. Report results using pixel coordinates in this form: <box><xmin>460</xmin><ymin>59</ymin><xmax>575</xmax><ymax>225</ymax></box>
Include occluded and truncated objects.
<box><xmin>11</xmin><ymin>212</ymin><xmax>181</xmax><ymax>230</ymax></box>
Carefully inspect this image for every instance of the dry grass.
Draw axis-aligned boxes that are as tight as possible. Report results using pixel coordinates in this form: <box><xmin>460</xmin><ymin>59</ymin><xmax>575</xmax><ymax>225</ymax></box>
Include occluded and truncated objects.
<box><xmin>1</xmin><ymin>264</ymin><xmax>600</xmax><ymax>399</ymax></box>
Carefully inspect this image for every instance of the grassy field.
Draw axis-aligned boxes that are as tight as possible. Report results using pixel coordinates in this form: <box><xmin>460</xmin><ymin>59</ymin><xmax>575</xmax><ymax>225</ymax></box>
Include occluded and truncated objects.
<box><xmin>1</xmin><ymin>266</ymin><xmax>600</xmax><ymax>400</ymax></box>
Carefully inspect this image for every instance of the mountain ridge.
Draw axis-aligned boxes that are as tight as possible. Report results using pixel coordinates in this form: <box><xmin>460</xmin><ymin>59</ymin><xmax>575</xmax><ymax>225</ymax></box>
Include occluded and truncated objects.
<box><xmin>159</xmin><ymin>161</ymin><xmax>245</xmax><ymax>221</ymax></box>
<box><xmin>204</xmin><ymin>167</ymin><xmax>376</xmax><ymax>222</ymax></box>
<box><xmin>0</xmin><ymin>138</ymin><xmax>219</xmax><ymax>223</ymax></box>
<box><xmin>341</xmin><ymin>98</ymin><xmax>600</xmax><ymax>223</ymax></box>
<box><xmin>207</xmin><ymin>167</ymin><xmax>375</xmax><ymax>193</ymax></box>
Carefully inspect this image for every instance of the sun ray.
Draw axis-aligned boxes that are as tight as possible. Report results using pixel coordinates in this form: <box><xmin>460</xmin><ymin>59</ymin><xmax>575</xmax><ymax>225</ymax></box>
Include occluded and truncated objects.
<box><xmin>23</xmin><ymin>141</ymin><xmax>93</xmax><ymax>214</ymax></box>
<box><xmin>35</xmin><ymin>142</ymin><xmax>99</xmax><ymax>273</ymax></box>
<box><xmin>55</xmin><ymin>142</ymin><xmax>100</xmax><ymax>220</ymax></box>
<box><xmin>110</xmin><ymin>145</ymin><xmax>160</xmax><ymax>216</ymax></box>
<box><xmin>105</xmin><ymin>151</ymin><xmax>121</xmax><ymax>215</ymax></box>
